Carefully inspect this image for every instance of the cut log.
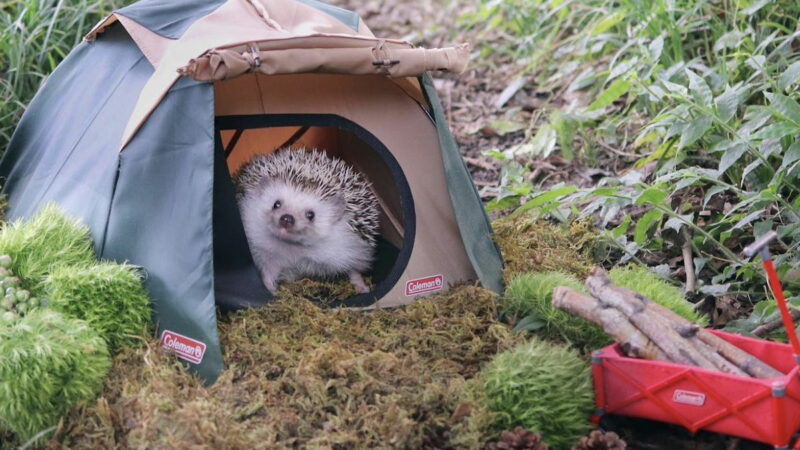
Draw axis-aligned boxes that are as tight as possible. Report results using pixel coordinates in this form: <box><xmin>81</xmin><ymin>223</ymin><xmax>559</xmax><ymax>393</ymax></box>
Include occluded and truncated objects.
<box><xmin>585</xmin><ymin>268</ymin><xmax>782</xmax><ymax>379</ymax></box>
<box><xmin>552</xmin><ymin>287</ymin><xmax>666</xmax><ymax>360</ymax></box>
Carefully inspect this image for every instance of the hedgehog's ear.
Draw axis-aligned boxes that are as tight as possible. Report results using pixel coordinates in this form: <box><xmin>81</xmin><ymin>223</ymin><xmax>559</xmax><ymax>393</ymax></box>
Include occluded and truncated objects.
<box><xmin>329</xmin><ymin>195</ymin><xmax>347</xmax><ymax>222</ymax></box>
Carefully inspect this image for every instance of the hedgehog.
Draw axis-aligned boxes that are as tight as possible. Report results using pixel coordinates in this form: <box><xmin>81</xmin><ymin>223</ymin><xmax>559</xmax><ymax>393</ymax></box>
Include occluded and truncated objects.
<box><xmin>234</xmin><ymin>147</ymin><xmax>380</xmax><ymax>294</ymax></box>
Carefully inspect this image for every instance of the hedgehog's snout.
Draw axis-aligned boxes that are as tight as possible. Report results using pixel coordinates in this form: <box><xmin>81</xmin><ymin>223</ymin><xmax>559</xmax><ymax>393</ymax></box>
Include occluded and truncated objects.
<box><xmin>279</xmin><ymin>214</ymin><xmax>295</xmax><ymax>229</ymax></box>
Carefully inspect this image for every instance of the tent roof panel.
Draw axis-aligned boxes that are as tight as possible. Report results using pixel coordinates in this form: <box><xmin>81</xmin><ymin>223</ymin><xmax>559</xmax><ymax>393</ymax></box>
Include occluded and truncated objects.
<box><xmin>116</xmin><ymin>0</ymin><xmax>227</xmax><ymax>39</ymax></box>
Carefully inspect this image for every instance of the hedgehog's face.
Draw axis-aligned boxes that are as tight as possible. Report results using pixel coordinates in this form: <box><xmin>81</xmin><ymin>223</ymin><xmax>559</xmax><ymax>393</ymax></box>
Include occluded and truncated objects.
<box><xmin>254</xmin><ymin>181</ymin><xmax>345</xmax><ymax>245</ymax></box>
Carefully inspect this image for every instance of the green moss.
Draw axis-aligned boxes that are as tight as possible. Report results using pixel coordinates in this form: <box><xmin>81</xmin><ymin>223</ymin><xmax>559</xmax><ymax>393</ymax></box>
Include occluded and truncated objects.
<box><xmin>0</xmin><ymin>204</ymin><xmax>94</xmax><ymax>295</ymax></box>
<box><xmin>60</xmin><ymin>285</ymin><xmax>523</xmax><ymax>449</ymax></box>
<box><xmin>502</xmin><ymin>272</ymin><xmax>612</xmax><ymax>351</ymax></box>
<box><xmin>0</xmin><ymin>310</ymin><xmax>110</xmax><ymax>442</ymax></box>
<box><xmin>609</xmin><ymin>265</ymin><xmax>706</xmax><ymax>325</ymax></box>
<box><xmin>492</xmin><ymin>216</ymin><xmax>598</xmax><ymax>281</ymax></box>
<box><xmin>46</xmin><ymin>262</ymin><xmax>152</xmax><ymax>352</ymax></box>
<box><xmin>480</xmin><ymin>338</ymin><xmax>594</xmax><ymax>450</ymax></box>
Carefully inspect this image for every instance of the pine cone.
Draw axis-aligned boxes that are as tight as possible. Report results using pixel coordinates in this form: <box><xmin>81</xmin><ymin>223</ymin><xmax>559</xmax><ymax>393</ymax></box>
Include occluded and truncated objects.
<box><xmin>486</xmin><ymin>427</ymin><xmax>549</xmax><ymax>450</ymax></box>
<box><xmin>571</xmin><ymin>430</ymin><xmax>627</xmax><ymax>450</ymax></box>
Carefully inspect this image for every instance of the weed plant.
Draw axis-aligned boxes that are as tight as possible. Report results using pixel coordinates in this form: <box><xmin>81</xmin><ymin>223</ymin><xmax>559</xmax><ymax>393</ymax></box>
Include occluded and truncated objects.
<box><xmin>462</xmin><ymin>0</ymin><xmax>800</xmax><ymax>306</ymax></box>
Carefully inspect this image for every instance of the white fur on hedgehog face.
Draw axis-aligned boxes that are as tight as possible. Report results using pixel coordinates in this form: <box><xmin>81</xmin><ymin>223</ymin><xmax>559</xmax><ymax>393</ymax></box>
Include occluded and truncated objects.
<box><xmin>249</xmin><ymin>180</ymin><xmax>345</xmax><ymax>245</ymax></box>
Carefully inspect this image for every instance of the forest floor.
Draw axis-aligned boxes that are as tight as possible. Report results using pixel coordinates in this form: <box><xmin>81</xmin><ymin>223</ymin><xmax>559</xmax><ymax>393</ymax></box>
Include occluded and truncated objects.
<box><xmin>328</xmin><ymin>0</ymin><xmax>612</xmax><ymax>190</ymax></box>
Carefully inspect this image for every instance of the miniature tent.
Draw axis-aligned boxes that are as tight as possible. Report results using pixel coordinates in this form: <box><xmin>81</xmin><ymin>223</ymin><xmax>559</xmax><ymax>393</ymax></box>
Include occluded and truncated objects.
<box><xmin>0</xmin><ymin>0</ymin><xmax>503</xmax><ymax>382</ymax></box>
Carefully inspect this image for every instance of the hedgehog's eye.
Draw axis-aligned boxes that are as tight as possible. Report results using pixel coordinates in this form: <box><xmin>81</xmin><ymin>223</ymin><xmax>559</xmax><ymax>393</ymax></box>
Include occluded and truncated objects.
<box><xmin>273</xmin><ymin>200</ymin><xmax>281</xmax><ymax>210</ymax></box>
<box><xmin>305</xmin><ymin>211</ymin><xmax>315</xmax><ymax>221</ymax></box>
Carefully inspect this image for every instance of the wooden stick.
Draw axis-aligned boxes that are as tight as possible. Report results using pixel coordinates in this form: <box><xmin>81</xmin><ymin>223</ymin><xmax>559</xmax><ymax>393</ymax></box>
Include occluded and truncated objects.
<box><xmin>586</xmin><ymin>268</ymin><xmax>782</xmax><ymax>379</ymax></box>
<box><xmin>552</xmin><ymin>287</ymin><xmax>666</xmax><ymax>360</ymax></box>
<box><xmin>585</xmin><ymin>269</ymin><xmax>721</xmax><ymax>370</ymax></box>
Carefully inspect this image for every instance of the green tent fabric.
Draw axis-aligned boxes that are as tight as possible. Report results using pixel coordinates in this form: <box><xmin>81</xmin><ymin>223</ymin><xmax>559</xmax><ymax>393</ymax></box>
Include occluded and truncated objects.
<box><xmin>0</xmin><ymin>0</ymin><xmax>502</xmax><ymax>383</ymax></box>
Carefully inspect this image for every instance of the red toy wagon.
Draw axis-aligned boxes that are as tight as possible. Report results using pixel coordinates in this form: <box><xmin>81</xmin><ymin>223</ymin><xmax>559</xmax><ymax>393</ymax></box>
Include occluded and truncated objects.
<box><xmin>591</xmin><ymin>231</ymin><xmax>800</xmax><ymax>449</ymax></box>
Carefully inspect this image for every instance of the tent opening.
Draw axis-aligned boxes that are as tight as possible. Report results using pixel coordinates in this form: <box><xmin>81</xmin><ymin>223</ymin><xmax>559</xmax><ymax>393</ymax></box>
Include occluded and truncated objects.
<box><xmin>212</xmin><ymin>114</ymin><xmax>415</xmax><ymax>310</ymax></box>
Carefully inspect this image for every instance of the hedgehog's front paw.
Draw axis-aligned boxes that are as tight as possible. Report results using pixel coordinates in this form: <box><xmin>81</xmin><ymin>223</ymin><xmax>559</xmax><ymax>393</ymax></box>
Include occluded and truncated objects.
<box><xmin>348</xmin><ymin>271</ymin><xmax>370</xmax><ymax>294</ymax></box>
<box><xmin>260</xmin><ymin>270</ymin><xmax>279</xmax><ymax>294</ymax></box>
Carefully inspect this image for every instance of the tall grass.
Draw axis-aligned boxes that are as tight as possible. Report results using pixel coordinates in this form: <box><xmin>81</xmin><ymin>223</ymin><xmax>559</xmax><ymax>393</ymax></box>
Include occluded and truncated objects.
<box><xmin>464</xmin><ymin>0</ymin><xmax>800</xmax><ymax>303</ymax></box>
<box><xmin>0</xmin><ymin>0</ymin><xmax>125</xmax><ymax>151</ymax></box>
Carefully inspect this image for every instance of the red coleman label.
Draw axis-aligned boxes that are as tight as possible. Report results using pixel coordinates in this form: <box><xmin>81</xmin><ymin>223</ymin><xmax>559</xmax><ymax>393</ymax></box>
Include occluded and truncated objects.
<box><xmin>160</xmin><ymin>330</ymin><xmax>207</xmax><ymax>364</ymax></box>
<box><xmin>405</xmin><ymin>274</ymin><xmax>444</xmax><ymax>296</ymax></box>
<box><xmin>672</xmin><ymin>389</ymin><xmax>706</xmax><ymax>406</ymax></box>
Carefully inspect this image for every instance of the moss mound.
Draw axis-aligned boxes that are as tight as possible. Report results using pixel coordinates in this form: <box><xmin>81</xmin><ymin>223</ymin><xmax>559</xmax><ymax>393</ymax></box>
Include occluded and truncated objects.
<box><xmin>502</xmin><ymin>272</ymin><xmax>612</xmax><ymax>351</ymax></box>
<box><xmin>0</xmin><ymin>204</ymin><xmax>94</xmax><ymax>294</ymax></box>
<box><xmin>493</xmin><ymin>216</ymin><xmax>598</xmax><ymax>281</ymax></box>
<box><xmin>59</xmin><ymin>285</ymin><xmax>524</xmax><ymax>449</ymax></box>
<box><xmin>609</xmin><ymin>265</ymin><xmax>706</xmax><ymax>325</ymax></box>
<box><xmin>0</xmin><ymin>310</ymin><xmax>110</xmax><ymax>443</ymax></box>
<box><xmin>480</xmin><ymin>338</ymin><xmax>594</xmax><ymax>450</ymax></box>
<box><xmin>47</xmin><ymin>262</ymin><xmax>153</xmax><ymax>352</ymax></box>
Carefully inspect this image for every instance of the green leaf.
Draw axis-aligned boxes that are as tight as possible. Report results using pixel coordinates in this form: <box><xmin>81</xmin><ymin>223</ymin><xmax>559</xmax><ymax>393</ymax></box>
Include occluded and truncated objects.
<box><xmin>686</xmin><ymin>70</ymin><xmax>712</xmax><ymax>107</ymax></box>
<box><xmin>751</xmin><ymin>122</ymin><xmax>800</xmax><ymax>140</ymax></box>
<box><xmin>634</xmin><ymin>209</ymin><xmax>664</xmax><ymax>245</ymax></box>
<box><xmin>512</xmin><ymin>315</ymin><xmax>546</xmax><ymax>333</ymax></box>
<box><xmin>649</xmin><ymin>36</ymin><xmax>664</xmax><ymax>62</ymax></box>
<box><xmin>778</xmin><ymin>61</ymin><xmax>800</xmax><ymax>91</ymax></box>
<box><xmin>679</xmin><ymin>116</ymin><xmax>712</xmax><ymax>148</ymax></box>
<box><xmin>591</xmin><ymin>11</ymin><xmax>624</xmax><ymax>35</ymax></box>
<box><xmin>635</xmin><ymin>186</ymin><xmax>668</xmax><ymax>206</ymax></box>
<box><xmin>587</xmin><ymin>78</ymin><xmax>631</xmax><ymax>111</ymax></box>
<box><xmin>703</xmin><ymin>185</ymin><xmax>727</xmax><ymax>207</ymax></box>
<box><xmin>611</xmin><ymin>215</ymin><xmax>631</xmax><ymax>238</ymax></box>
<box><xmin>484</xmin><ymin>120</ymin><xmax>527</xmax><ymax>136</ymax></box>
<box><xmin>733</xmin><ymin>209</ymin><xmax>765</xmax><ymax>230</ymax></box>
<box><xmin>715</xmin><ymin>86</ymin><xmax>746</xmax><ymax>123</ymax></box>
<box><xmin>741</xmin><ymin>0</ymin><xmax>770</xmax><ymax>16</ymax></box>
<box><xmin>779</xmin><ymin>142</ymin><xmax>800</xmax><ymax>172</ymax></box>
<box><xmin>765</xmin><ymin>92</ymin><xmax>800</xmax><ymax>125</ymax></box>
<box><xmin>511</xmin><ymin>185</ymin><xmax>579</xmax><ymax>217</ymax></box>
<box><xmin>528</xmin><ymin>123</ymin><xmax>557</xmax><ymax>157</ymax></box>
<box><xmin>718</xmin><ymin>143</ymin><xmax>747</xmax><ymax>174</ymax></box>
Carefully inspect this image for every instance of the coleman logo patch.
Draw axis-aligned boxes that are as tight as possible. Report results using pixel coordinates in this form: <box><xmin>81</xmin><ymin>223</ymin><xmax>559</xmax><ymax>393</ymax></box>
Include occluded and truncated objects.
<box><xmin>672</xmin><ymin>389</ymin><xmax>706</xmax><ymax>406</ymax></box>
<box><xmin>160</xmin><ymin>330</ymin><xmax>206</xmax><ymax>364</ymax></box>
<box><xmin>406</xmin><ymin>275</ymin><xmax>444</xmax><ymax>296</ymax></box>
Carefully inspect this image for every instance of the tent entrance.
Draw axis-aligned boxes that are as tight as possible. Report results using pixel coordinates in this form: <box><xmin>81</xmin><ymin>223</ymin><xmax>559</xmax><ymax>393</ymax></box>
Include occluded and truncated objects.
<box><xmin>213</xmin><ymin>114</ymin><xmax>415</xmax><ymax>309</ymax></box>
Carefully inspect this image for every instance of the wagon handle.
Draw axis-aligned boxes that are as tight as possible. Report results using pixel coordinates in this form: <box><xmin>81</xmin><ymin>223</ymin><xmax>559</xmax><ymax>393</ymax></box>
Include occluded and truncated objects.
<box><xmin>742</xmin><ymin>230</ymin><xmax>800</xmax><ymax>363</ymax></box>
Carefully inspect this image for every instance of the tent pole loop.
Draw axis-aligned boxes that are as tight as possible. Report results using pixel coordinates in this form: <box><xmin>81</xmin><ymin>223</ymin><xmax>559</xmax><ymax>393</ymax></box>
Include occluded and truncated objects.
<box><xmin>245</xmin><ymin>43</ymin><xmax>262</xmax><ymax>71</ymax></box>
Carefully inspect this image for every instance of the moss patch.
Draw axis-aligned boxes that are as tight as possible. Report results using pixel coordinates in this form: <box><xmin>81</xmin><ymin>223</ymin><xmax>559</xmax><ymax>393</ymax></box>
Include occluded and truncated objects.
<box><xmin>277</xmin><ymin>276</ymin><xmax>373</xmax><ymax>304</ymax></box>
<box><xmin>502</xmin><ymin>272</ymin><xmax>613</xmax><ymax>351</ymax></box>
<box><xmin>58</xmin><ymin>285</ymin><xmax>523</xmax><ymax>449</ymax></box>
<box><xmin>47</xmin><ymin>262</ymin><xmax>153</xmax><ymax>352</ymax></box>
<box><xmin>0</xmin><ymin>310</ymin><xmax>110</xmax><ymax>443</ymax></box>
<box><xmin>0</xmin><ymin>204</ymin><xmax>94</xmax><ymax>295</ymax></box>
<box><xmin>479</xmin><ymin>338</ymin><xmax>594</xmax><ymax>450</ymax></box>
<box><xmin>609</xmin><ymin>265</ymin><xmax>706</xmax><ymax>325</ymax></box>
<box><xmin>492</xmin><ymin>215</ymin><xmax>598</xmax><ymax>281</ymax></box>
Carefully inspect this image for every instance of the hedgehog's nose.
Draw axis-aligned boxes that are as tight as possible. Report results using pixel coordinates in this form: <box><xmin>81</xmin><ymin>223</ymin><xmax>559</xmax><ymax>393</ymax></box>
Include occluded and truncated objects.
<box><xmin>279</xmin><ymin>214</ymin><xmax>295</xmax><ymax>228</ymax></box>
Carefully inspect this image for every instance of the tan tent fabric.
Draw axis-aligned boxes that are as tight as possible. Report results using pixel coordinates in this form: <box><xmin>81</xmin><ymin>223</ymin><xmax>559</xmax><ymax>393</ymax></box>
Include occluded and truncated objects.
<box><xmin>215</xmin><ymin>73</ymin><xmax>477</xmax><ymax>307</ymax></box>
<box><xmin>86</xmin><ymin>0</ymin><xmax>467</xmax><ymax>150</ymax></box>
<box><xmin>115</xmin><ymin>15</ymin><xmax>171</xmax><ymax>67</ymax></box>
<box><xmin>178</xmin><ymin>43</ymin><xmax>469</xmax><ymax>81</ymax></box>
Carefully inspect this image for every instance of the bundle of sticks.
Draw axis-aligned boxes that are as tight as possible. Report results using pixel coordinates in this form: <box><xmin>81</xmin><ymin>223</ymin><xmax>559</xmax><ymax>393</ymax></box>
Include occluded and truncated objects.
<box><xmin>553</xmin><ymin>268</ymin><xmax>782</xmax><ymax>379</ymax></box>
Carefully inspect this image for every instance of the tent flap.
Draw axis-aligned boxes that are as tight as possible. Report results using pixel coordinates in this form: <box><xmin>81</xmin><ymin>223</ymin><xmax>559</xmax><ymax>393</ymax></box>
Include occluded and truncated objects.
<box><xmin>179</xmin><ymin>43</ymin><xmax>470</xmax><ymax>81</ymax></box>
<box><xmin>421</xmin><ymin>74</ymin><xmax>504</xmax><ymax>295</ymax></box>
